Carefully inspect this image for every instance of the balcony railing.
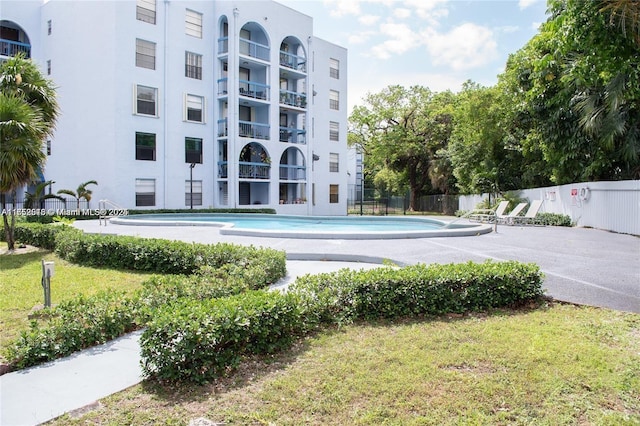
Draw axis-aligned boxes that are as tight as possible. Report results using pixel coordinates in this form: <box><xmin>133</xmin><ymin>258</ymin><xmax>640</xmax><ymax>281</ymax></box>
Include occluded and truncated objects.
<box><xmin>239</xmin><ymin>120</ymin><xmax>269</xmax><ymax>140</ymax></box>
<box><xmin>239</xmin><ymin>162</ymin><xmax>270</xmax><ymax>179</ymax></box>
<box><xmin>218</xmin><ymin>37</ymin><xmax>228</xmax><ymax>54</ymax></box>
<box><xmin>279</xmin><ymin>51</ymin><xmax>306</xmax><ymax>73</ymax></box>
<box><xmin>279</xmin><ymin>164</ymin><xmax>306</xmax><ymax>181</ymax></box>
<box><xmin>218</xmin><ymin>161</ymin><xmax>228</xmax><ymax>178</ymax></box>
<box><xmin>0</xmin><ymin>39</ymin><xmax>30</xmax><ymax>58</ymax></box>
<box><xmin>217</xmin><ymin>78</ymin><xmax>228</xmax><ymax>96</ymax></box>
<box><xmin>239</xmin><ymin>38</ymin><xmax>269</xmax><ymax>61</ymax></box>
<box><xmin>217</xmin><ymin>118</ymin><xmax>228</xmax><ymax>137</ymax></box>
<box><xmin>279</xmin><ymin>127</ymin><xmax>306</xmax><ymax>144</ymax></box>
<box><xmin>239</xmin><ymin>80</ymin><xmax>270</xmax><ymax>101</ymax></box>
<box><xmin>279</xmin><ymin>90</ymin><xmax>306</xmax><ymax>108</ymax></box>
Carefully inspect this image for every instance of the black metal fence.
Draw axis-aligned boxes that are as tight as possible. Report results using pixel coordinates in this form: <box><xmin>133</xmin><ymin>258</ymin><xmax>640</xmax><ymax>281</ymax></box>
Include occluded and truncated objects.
<box><xmin>1</xmin><ymin>199</ymin><xmax>90</xmax><ymax>213</ymax></box>
<box><xmin>347</xmin><ymin>189</ymin><xmax>459</xmax><ymax>216</ymax></box>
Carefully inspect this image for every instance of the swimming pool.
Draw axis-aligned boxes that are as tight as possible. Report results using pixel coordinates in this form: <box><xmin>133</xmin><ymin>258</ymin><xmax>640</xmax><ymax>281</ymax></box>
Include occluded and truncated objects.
<box><xmin>110</xmin><ymin>213</ymin><xmax>493</xmax><ymax>239</ymax></box>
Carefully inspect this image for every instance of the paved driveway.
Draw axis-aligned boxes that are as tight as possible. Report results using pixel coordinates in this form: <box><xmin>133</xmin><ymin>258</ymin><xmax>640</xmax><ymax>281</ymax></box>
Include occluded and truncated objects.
<box><xmin>74</xmin><ymin>219</ymin><xmax>640</xmax><ymax>313</ymax></box>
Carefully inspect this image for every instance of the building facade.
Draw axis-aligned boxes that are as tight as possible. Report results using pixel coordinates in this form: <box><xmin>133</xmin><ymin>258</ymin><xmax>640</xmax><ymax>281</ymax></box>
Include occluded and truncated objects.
<box><xmin>1</xmin><ymin>0</ymin><xmax>348</xmax><ymax>214</ymax></box>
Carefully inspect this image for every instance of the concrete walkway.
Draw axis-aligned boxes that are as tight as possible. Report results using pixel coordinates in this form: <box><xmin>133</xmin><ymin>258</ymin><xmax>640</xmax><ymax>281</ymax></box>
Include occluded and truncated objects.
<box><xmin>1</xmin><ymin>219</ymin><xmax>638</xmax><ymax>425</ymax></box>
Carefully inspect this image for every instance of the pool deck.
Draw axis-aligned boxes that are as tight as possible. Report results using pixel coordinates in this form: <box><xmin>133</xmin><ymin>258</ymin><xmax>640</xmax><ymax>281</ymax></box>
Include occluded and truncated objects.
<box><xmin>74</xmin><ymin>217</ymin><xmax>640</xmax><ymax>314</ymax></box>
<box><xmin>2</xmin><ymin>217</ymin><xmax>638</xmax><ymax>426</ymax></box>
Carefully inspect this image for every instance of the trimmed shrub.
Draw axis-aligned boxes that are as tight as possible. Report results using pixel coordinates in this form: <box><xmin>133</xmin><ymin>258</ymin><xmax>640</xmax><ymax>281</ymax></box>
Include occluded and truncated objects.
<box><xmin>54</xmin><ymin>232</ymin><xmax>286</xmax><ymax>286</ymax></box>
<box><xmin>6</xmin><ymin>291</ymin><xmax>142</xmax><ymax>369</ymax></box>
<box><xmin>140</xmin><ymin>290</ymin><xmax>302</xmax><ymax>384</ymax></box>
<box><xmin>290</xmin><ymin>260</ymin><xmax>544</xmax><ymax>325</ymax></box>
<box><xmin>4</xmin><ymin>223</ymin><xmax>81</xmax><ymax>250</ymax></box>
<box><xmin>535</xmin><ymin>213</ymin><xmax>572</xmax><ymax>226</ymax></box>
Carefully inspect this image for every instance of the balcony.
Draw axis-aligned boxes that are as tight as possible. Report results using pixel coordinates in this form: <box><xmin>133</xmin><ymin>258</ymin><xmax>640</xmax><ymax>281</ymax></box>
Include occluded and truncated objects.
<box><xmin>279</xmin><ymin>164</ymin><xmax>306</xmax><ymax>181</ymax></box>
<box><xmin>239</xmin><ymin>162</ymin><xmax>270</xmax><ymax>179</ymax></box>
<box><xmin>217</xmin><ymin>78</ymin><xmax>228</xmax><ymax>96</ymax></box>
<box><xmin>279</xmin><ymin>51</ymin><xmax>306</xmax><ymax>73</ymax></box>
<box><xmin>218</xmin><ymin>37</ymin><xmax>228</xmax><ymax>54</ymax></box>
<box><xmin>239</xmin><ymin>120</ymin><xmax>269</xmax><ymax>140</ymax></box>
<box><xmin>279</xmin><ymin>127</ymin><xmax>306</xmax><ymax>144</ymax></box>
<box><xmin>0</xmin><ymin>39</ymin><xmax>30</xmax><ymax>58</ymax></box>
<box><xmin>279</xmin><ymin>90</ymin><xmax>306</xmax><ymax>109</ymax></box>
<box><xmin>239</xmin><ymin>80</ymin><xmax>270</xmax><ymax>101</ymax></box>
<box><xmin>218</xmin><ymin>161</ymin><xmax>228</xmax><ymax>178</ymax></box>
<box><xmin>239</xmin><ymin>38</ymin><xmax>269</xmax><ymax>61</ymax></box>
<box><xmin>217</xmin><ymin>118</ymin><xmax>228</xmax><ymax>137</ymax></box>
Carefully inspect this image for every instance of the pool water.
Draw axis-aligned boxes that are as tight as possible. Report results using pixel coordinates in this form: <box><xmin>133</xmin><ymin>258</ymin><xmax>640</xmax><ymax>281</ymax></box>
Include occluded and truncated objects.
<box><xmin>110</xmin><ymin>213</ymin><xmax>493</xmax><ymax>239</ymax></box>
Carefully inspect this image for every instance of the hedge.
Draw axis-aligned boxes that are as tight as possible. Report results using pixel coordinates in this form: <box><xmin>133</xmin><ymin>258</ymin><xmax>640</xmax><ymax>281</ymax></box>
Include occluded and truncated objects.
<box><xmin>140</xmin><ymin>290</ymin><xmax>302</xmax><ymax>384</ymax></box>
<box><xmin>53</xmin><ymin>231</ymin><xmax>286</xmax><ymax>285</ymax></box>
<box><xmin>289</xmin><ymin>260</ymin><xmax>544</xmax><ymax>325</ymax></box>
<box><xmin>7</xmin><ymin>291</ymin><xmax>143</xmax><ymax>369</ymax></box>
<box><xmin>4</xmin><ymin>222</ymin><xmax>81</xmax><ymax>250</ymax></box>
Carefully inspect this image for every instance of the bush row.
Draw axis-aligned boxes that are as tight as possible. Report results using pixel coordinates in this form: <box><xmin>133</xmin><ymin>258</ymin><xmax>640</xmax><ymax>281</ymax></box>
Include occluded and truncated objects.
<box><xmin>7</xmin><ymin>291</ymin><xmax>143</xmax><ymax>369</ymax></box>
<box><xmin>139</xmin><ymin>260</ymin><xmax>544</xmax><ymax>383</ymax></box>
<box><xmin>9</xmin><ymin>222</ymin><xmax>80</xmax><ymax>249</ymax></box>
<box><xmin>534</xmin><ymin>213</ymin><xmax>573</xmax><ymax>226</ymax></box>
<box><xmin>141</xmin><ymin>290</ymin><xmax>302</xmax><ymax>384</ymax></box>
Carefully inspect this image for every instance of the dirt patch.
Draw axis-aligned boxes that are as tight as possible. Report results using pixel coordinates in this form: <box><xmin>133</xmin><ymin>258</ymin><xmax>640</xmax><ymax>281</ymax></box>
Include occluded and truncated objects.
<box><xmin>0</xmin><ymin>244</ymin><xmax>43</xmax><ymax>256</ymax></box>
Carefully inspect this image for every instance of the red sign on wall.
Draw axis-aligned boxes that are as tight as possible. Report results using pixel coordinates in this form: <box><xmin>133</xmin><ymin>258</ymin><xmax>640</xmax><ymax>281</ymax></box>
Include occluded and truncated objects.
<box><xmin>571</xmin><ymin>188</ymin><xmax>578</xmax><ymax>196</ymax></box>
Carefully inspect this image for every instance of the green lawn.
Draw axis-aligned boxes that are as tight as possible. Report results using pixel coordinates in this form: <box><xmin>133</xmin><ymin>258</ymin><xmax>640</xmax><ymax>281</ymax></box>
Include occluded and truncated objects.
<box><xmin>49</xmin><ymin>303</ymin><xmax>639</xmax><ymax>425</ymax></box>
<box><xmin>0</xmin><ymin>250</ymin><xmax>150</xmax><ymax>352</ymax></box>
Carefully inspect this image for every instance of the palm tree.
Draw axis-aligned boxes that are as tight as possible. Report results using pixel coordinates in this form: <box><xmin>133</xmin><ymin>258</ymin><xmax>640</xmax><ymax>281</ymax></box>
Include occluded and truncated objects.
<box><xmin>24</xmin><ymin>180</ymin><xmax>66</xmax><ymax>209</ymax></box>
<box><xmin>57</xmin><ymin>180</ymin><xmax>98</xmax><ymax>210</ymax></box>
<box><xmin>0</xmin><ymin>55</ymin><xmax>59</xmax><ymax>251</ymax></box>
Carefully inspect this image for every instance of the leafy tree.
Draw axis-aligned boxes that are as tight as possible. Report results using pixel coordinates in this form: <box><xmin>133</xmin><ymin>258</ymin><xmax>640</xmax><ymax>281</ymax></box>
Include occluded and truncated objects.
<box><xmin>57</xmin><ymin>180</ymin><xmax>98</xmax><ymax>210</ymax></box>
<box><xmin>0</xmin><ymin>54</ymin><xmax>59</xmax><ymax>251</ymax></box>
<box><xmin>505</xmin><ymin>0</ymin><xmax>639</xmax><ymax>183</ymax></box>
<box><xmin>24</xmin><ymin>180</ymin><xmax>65</xmax><ymax>209</ymax></box>
<box><xmin>349</xmin><ymin>85</ymin><xmax>456</xmax><ymax>210</ymax></box>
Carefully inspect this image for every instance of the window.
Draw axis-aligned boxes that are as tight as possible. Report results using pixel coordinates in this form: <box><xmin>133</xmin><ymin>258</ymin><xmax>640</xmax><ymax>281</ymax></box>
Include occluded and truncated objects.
<box><xmin>135</xmin><ymin>178</ymin><xmax>155</xmax><ymax>206</ymax></box>
<box><xmin>135</xmin><ymin>132</ymin><xmax>156</xmax><ymax>161</ymax></box>
<box><xmin>185</xmin><ymin>9</ymin><xmax>202</xmax><ymax>38</ymax></box>
<box><xmin>329</xmin><ymin>58</ymin><xmax>339</xmax><ymax>79</ymax></box>
<box><xmin>185</xmin><ymin>137</ymin><xmax>203</xmax><ymax>163</ymax></box>
<box><xmin>136</xmin><ymin>0</ymin><xmax>156</xmax><ymax>24</ymax></box>
<box><xmin>185</xmin><ymin>94</ymin><xmax>204</xmax><ymax>122</ymax></box>
<box><xmin>136</xmin><ymin>39</ymin><xmax>155</xmax><ymax>70</ymax></box>
<box><xmin>329</xmin><ymin>121</ymin><xmax>339</xmax><ymax>141</ymax></box>
<box><xmin>329</xmin><ymin>153</ymin><xmax>339</xmax><ymax>172</ymax></box>
<box><xmin>135</xmin><ymin>85</ymin><xmax>157</xmax><ymax>116</ymax></box>
<box><xmin>329</xmin><ymin>184</ymin><xmax>339</xmax><ymax>203</ymax></box>
<box><xmin>185</xmin><ymin>51</ymin><xmax>202</xmax><ymax>79</ymax></box>
<box><xmin>185</xmin><ymin>180</ymin><xmax>203</xmax><ymax>206</ymax></box>
<box><xmin>47</xmin><ymin>20</ymin><xmax>51</xmax><ymax>35</ymax></box>
<box><xmin>329</xmin><ymin>90</ymin><xmax>339</xmax><ymax>110</ymax></box>
<box><xmin>46</xmin><ymin>60</ymin><xmax>51</xmax><ymax>75</ymax></box>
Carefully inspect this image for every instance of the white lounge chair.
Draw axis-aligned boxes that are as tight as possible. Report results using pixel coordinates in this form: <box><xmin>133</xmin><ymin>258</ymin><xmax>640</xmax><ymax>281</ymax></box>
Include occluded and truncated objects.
<box><xmin>468</xmin><ymin>200</ymin><xmax>510</xmax><ymax>223</ymax></box>
<box><xmin>497</xmin><ymin>202</ymin><xmax>528</xmax><ymax>225</ymax></box>
<box><xmin>512</xmin><ymin>200</ymin><xmax>544</xmax><ymax>225</ymax></box>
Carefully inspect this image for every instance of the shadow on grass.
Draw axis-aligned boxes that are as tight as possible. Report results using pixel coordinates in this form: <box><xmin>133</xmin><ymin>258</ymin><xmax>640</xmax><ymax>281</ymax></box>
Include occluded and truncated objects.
<box><xmin>0</xmin><ymin>249</ymin><xmax>52</xmax><ymax>270</ymax></box>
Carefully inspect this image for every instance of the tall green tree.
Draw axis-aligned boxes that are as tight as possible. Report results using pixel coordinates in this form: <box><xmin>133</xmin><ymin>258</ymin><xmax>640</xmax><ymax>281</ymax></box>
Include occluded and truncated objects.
<box><xmin>57</xmin><ymin>180</ymin><xmax>98</xmax><ymax>210</ymax></box>
<box><xmin>349</xmin><ymin>85</ymin><xmax>456</xmax><ymax>210</ymax></box>
<box><xmin>0</xmin><ymin>54</ymin><xmax>59</xmax><ymax>251</ymax></box>
<box><xmin>505</xmin><ymin>0</ymin><xmax>639</xmax><ymax>183</ymax></box>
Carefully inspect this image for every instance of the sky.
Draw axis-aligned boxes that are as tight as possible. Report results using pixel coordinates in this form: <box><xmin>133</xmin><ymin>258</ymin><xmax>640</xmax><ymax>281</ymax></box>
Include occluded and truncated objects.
<box><xmin>277</xmin><ymin>0</ymin><xmax>549</xmax><ymax>112</ymax></box>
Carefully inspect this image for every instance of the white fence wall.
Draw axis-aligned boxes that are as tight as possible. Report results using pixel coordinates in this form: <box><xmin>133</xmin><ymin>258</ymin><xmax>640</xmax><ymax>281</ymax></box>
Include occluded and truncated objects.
<box><xmin>459</xmin><ymin>180</ymin><xmax>640</xmax><ymax>235</ymax></box>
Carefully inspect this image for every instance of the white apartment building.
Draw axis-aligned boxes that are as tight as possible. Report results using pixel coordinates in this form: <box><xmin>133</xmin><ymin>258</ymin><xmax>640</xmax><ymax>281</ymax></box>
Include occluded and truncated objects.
<box><xmin>1</xmin><ymin>0</ymin><xmax>348</xmax><ymax>214</ymax></box>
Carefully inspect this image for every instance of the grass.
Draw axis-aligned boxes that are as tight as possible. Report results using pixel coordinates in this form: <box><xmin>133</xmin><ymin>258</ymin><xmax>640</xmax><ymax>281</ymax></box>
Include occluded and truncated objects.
<box><xmin>0</xmin><ymin>250</ymin><xmax>150</xmax><ymax>352</ymax></box>
<box><xmin>48</xmin><ymin>303</ymin><xmax>639</xmax><ymax>426</ymax></box>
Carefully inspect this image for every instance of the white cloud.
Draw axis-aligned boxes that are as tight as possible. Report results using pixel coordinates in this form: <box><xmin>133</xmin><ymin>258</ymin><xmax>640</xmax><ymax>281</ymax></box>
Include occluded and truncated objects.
<box><xmin>518</xmin><ymin>0</ymin><xmax>538</xmax><ymax>10</ymax></box>
<box><xmin>497</xmin><ymin>25</ymin><xmax>519</xmax><ymax>34</ymax></box>
<box><xmin>359</xmin><ymin>14</ymin><xmax>381</xmax><ymax>26</ymax></box>
<box><xmin>422</xmin><ymin>23</ymin><xmax>498</xmax><ymax>71</ymax></box>
<box><xmin>370</xmin><ymin>21</ymin><xmax>419</xmax><ymax>59</ymax></box>
<box><xmin>348</xmin><ymin>30</ymin><xmax>376</xmax><ymax>44</ymax></box>
<box><xmin>403</xmin><ymin>0</ymin><xmax>449</xmax><ymax>24</ymax></box>
<box><xmin>324</xmin><ymin>0</ymin><xmax>361</xmax><ymax>17</ymax></box>
<box><xmin>531</xmin><ymin>21</ymin><xmax>542</xmax><ymax>30</ymax></box>
<box><xmin>393</xmin><ymin>8</ymin><xmax>411</xmax><ymax>19</ymax></box>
